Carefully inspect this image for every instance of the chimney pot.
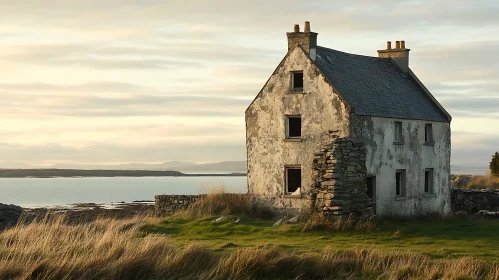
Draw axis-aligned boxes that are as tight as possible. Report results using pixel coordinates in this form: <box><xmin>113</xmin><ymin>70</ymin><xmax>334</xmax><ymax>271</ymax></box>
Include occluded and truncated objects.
<box><xmin>294</xmin><ymin>24</ymin><xmax>300</xmax><ymax>33</ymax></box>
<box><xmin>304</xmin><ymin>21</ymin><xmax>311</xmax><ymax>32</ymax></box>
<box><xmin>386</xmin><ymin>41</ymin><xmax>392</xmax><ymax>50</ymax></box>
<box><xmin>400</xmin><ymin>40</ymin><xmax>405</xmax><ymax>49</ymax></box>
<box><xmin>395</xmin><ymin>41</ymin><xmax>401</xmax><ymax>49</ymax></box>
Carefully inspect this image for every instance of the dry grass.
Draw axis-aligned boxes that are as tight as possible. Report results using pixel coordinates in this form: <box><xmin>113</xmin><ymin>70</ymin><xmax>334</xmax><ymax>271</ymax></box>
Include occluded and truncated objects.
<box><xmin>464</xmin><ymin>174</ymin><xmax>499</xmax><ymax>189</ymax></box>
<box><xmin>1</xmin><ymin>215</ymin><xmax>499</xmax><ymax>279</ymax></box>
<box><xmin>177</xmin><ymin>189</ymin><xmax>275</xmax><ymax>220</ymax></box>
<box><xmin>301</xmin><ymin>213</ymin><xmax>376</xmax><ymax>233</ymax></box>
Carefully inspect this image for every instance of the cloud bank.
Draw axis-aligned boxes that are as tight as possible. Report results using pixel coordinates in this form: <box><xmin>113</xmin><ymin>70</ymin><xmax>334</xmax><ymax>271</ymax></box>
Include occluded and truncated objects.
<box><xmin>0</xmin><ymin>0</ymin><xmax>498</xmax><ymax>168</ymax></box>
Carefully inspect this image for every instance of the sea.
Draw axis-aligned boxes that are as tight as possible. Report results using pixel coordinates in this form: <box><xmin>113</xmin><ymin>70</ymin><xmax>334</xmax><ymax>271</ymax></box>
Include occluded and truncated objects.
<box><xmin>0</xmin><ymin>176</ymin><xmax>247</xmax><ymax>208</ymax></box>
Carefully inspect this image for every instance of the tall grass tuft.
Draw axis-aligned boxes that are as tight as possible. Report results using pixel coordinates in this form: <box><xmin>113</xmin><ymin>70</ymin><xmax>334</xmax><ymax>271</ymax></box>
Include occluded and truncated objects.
<box><xmin>177</xmin><ymin>189</ymin><xmax>275</xmax><ymax>219</ymax></box>
<box><xmin>1</xmin><ymin>216</ymin><xmax>499</xmax><ymax>279</ymax></box>
<box><xmin>301</xmin><ymin>213</ymin><xmax>376</xmax><ymax>233</ymax></box>
<box><xmin>464</xmin><ymin>174</ymin><xmax>499</xmax><ymax>189</ymax></box>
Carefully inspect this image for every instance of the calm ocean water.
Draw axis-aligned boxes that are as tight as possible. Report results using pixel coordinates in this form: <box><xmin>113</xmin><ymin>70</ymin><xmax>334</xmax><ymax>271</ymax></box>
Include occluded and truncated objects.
<box><xmin>0</xmin><ymin>176</ymin><xmax>247</xmax><ymax>208</ymax></box>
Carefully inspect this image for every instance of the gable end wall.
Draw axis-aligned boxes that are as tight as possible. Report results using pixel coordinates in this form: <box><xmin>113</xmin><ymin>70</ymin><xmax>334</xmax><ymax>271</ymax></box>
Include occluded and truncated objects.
<box><xmin>245</xmin><ymin>47</ymin><xmax>350</xmax><ymax>209</ymax></box>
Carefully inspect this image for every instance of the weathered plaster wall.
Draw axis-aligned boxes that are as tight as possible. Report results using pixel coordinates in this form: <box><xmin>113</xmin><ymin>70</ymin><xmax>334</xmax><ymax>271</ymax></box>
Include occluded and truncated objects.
<box><xmin>350</xmin><ymin>115</ymin><xmax>451</xmax><ymax>216</ymax></box>
<box><xmin>245</xmin><ymin>47</ymin><xmax>350</xmax><ymax>209</ymax></box>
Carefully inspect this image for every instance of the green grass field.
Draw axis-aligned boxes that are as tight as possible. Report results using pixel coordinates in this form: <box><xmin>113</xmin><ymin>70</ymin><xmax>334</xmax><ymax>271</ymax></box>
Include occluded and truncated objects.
<box><xmin>145</xmin><ymin>216</ymin><xmax>499</xmax><ymax>261</ymax></box>
<box><xmin>2</xmin><ymin>213</ymin><xmax>499</xmax><ymax>279</ymax></box>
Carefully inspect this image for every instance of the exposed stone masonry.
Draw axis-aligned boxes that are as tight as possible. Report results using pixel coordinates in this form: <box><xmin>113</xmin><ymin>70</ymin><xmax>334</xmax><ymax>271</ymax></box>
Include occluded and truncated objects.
<box><xmin>154</xmin><ymin>195</ymin><xmax>205</xmax><ymax>215</ymax></box>
<box><xmin>451</xmin><ymin>188</ymin><xmax>499</xmax><ymax>213</ymax></box>
<box><xmin>310</xmin><ymin>137</ymin><xmax>373</xmax><ymax>218</ymax></box>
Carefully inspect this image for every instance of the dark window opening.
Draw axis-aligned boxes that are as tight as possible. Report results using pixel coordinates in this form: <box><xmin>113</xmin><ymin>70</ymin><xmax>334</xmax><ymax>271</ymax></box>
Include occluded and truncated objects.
<box><xmin>396</xmin><ymin>172</ymin><xmax>401</xmax><ymax>196</ymax></box>
<box><xmin>286</xmin><ymin>168</ymin><xmax>301</xmax><ymax>194</ymax></box>
<box><xmin>394</xmin><ymin>121</ymin><xmax>403</xmax><ymax>143</ymax></box>
<box><xmin>425</xmin><ymin>124</ymin><xmax>433</xmax><ymax>143</ymax></box>
<box><xmin>292</xmin><ymin>72</ymin><xmax>303</xmax><ymax>91</ymax></box>
<box><xmin>425</xmin><ymin>169</ymin><xmax>433</xmax><ymax>193</ymax></box>
<box><xmin>396</xmin><ymin>169</ymin><xmax>406</xmax><ymax>197</ymax></box>
<box><xmin>287</xmin><ymin>116</ymin><xmax>301</xmax><ymax>138</ymax></box>
<box><xmin>367</xmin><ymin>177</ymin><xmax>375</xmax><ymax>199</ymax></box>
<box><xmin>367</xmin><ymin>176</ymin><xmax>376</xmax><ymax>214</ymax></box>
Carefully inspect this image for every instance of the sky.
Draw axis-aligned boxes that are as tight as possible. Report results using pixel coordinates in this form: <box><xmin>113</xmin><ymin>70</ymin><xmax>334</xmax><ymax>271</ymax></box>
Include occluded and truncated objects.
<box><xmin>0</xmin><ymin>0</ymin><xmax>498</xmax><ymax>168</ymax></box>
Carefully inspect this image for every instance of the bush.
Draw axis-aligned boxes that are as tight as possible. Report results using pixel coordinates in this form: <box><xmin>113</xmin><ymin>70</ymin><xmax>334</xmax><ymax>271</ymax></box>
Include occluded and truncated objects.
<box><xmin>178</xmin><ymin>190</ymin><xmax>275</xmax><ymax>220</ymax></box>
<box><xmin>491</xmin><ymin>152</ymin><xmax>499</xmax><ymax>177</ymax></box>
<box><xmin>464</xmin><ymin>174</ymin><xmax>499</xmax><ymax>190</ymax></box>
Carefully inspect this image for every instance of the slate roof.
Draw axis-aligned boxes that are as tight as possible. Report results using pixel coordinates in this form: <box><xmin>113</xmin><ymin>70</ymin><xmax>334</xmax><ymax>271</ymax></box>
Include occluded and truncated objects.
<box><xmin>314</xmin><ymin>46</ymin><xmax>449</xmax><ymax>122</ymax></box>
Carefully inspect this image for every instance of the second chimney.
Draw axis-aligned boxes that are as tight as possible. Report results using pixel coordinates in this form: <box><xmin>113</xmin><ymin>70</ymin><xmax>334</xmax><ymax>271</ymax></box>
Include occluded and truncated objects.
<box><xmin>377</xmin><ymin>40</ymin><xmax>410</xmax><ymax>73</ymax></box>
<box><xmin>304</xmin><ymin>21</ymin><xmax>311</xmax><ymax>32</ymax></box>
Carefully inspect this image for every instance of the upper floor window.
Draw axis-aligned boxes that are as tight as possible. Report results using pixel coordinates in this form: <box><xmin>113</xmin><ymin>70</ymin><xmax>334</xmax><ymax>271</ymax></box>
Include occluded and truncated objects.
<box><xmin>286</xmin><ymin>115</ymin><xmax>301</xmax><ymax>139</ymax></box>
<box><xmin>394</xmin><ymin>121</ymin><xmax>403</xmax><ymax>144</ymax></box>
<box><xmin>291</xmin><ymin>71</ymin><xmax>303</xmax><ymax>92</ymax></box>
<box><xmin>425</xmin><ymin>123</ymin><xmax>434</xmax><ymax>144</ymax></box>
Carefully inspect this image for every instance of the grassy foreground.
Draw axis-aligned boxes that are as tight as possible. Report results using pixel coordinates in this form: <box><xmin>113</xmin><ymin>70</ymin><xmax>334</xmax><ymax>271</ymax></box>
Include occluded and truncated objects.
<box><xmin>1</xmin><ymin>215</ymin><xmax>499</xmax><ymax>280</ymax></box>
<box><xmin>2</xmin><ymin>193</ymin><xmax>499</xmax><ymax>279</ymax></box>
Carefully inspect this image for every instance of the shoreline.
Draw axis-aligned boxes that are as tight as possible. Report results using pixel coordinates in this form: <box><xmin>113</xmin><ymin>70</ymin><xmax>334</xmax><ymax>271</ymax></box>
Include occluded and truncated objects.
<box><xmin>22</xmin><ymin>201</ymin><xmax>156</xmax><ymax>223</ymax></box>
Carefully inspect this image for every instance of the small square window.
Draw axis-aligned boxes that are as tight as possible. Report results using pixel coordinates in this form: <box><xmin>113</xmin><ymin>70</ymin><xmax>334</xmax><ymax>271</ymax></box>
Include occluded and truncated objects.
<box><xmin>394</xmin><ymin>121</ymin><xmax>403</xmax><ymax>144</ymax></box>
<box><xmin>425</xmin><ymin>169</ymin><xmax>434</xmax><ymax>194</ymax></box>
<box><xmin>291</xmin><ymin>72</ymin><xmax>303</xmax><ymax>92</ymax></box>
<box><xmin>425</xmin><ymin>124</ymin><xmax>433</xmax><ymax>144</ymax></box>
<box><xmin>286</xmin><ymin>115</ymin><xmax>301</xmax><ymax>139</ymax></box>
<box><xmin>395</xmin><ymin>169</ymin><xmax>406</xmax><ymax>197</ymax></box>
<box><xmin>285</xmin><ymin>167</ymin><xmax>301</xmax><ymax>194</ymax></box>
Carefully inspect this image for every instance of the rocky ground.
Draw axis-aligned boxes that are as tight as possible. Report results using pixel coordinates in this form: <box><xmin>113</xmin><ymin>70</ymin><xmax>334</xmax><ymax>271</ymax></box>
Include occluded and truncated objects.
<box><xmin>21</xmin><ymin>201</ymin><xmax>155</xmax><ymax>224</ymax></box>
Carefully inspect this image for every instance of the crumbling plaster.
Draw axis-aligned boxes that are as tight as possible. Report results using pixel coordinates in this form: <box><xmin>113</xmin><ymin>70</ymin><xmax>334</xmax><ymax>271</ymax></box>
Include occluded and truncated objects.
<box><xmin>350</xmin><ymin>115</ymin><xmax>451</xmax><ymax>216</ymax></box>
<box><xmin>245</xmin><ymin>47</ymin><xmax>350</xmax><ymax>209</ymax></box>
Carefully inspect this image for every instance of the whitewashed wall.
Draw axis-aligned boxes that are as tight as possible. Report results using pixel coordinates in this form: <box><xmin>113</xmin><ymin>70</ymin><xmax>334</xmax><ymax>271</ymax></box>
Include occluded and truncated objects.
<box><xmin>350</xmin><ymin>115</ymin><xmax>451</xmax><ymax>216</ymax></box>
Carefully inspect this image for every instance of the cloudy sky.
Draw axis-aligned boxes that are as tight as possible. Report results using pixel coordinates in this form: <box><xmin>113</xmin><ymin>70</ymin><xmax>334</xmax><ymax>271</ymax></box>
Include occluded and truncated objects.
<box><xmin>0</xmin><ymin>0</ymin><xmax>498</xmax><ymax>168</ymax></box>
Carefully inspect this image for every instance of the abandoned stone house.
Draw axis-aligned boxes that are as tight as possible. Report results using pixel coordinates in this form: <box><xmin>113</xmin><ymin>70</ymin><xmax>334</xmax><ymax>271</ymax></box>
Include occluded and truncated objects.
<box><xmin>245</xmin><ymin>22</ymin><xmax>452</xmax><ymax>217</ymax></box>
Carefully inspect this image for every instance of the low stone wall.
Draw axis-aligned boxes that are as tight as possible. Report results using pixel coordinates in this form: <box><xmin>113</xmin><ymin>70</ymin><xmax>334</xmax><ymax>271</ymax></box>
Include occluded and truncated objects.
<box><xmin>154</xmin><ymin>195</ymin><xmax>205</xmax><ymax>215</ymax></box>
<box><xmin>310</xmin><ymin>137</ymin><xmax>373</xmax><ymax>218</ymax></box>
<box><xmin>451</xmin><ymin>188</ymin><xmax>499</xmax><ymax>213</ymax></box>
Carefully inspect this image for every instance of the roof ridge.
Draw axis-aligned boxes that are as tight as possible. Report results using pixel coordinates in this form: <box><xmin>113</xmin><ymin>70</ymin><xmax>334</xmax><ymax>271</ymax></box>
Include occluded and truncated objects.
<box><xmin>317</xmin><ymin>45</ymin><xmax>386</xmax><ymax>60</ymax></box>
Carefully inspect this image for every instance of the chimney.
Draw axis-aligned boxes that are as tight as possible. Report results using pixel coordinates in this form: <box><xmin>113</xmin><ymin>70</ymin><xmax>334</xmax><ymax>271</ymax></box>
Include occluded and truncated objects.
<box><xmin>304</xmin><ymin>21</ymin><xmax>311</xmax><ymax>32</ymax></box>
<box><xmin>287</xmin><ymin>21</ymin><xmax>318</xmax><ymax>61</ymax></box>
<box><xmin>377</xmin><ymin>40</ymin><xmax>410</xmax><ymax>73</ymax></box>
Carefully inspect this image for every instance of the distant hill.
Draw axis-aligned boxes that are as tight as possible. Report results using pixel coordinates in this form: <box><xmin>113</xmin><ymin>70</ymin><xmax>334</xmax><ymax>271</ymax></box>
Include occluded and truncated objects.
<box><xmin>50</xmin><ymin>161</ymin><xmax>197</xmax><ymax>171</ymax></box>
<box><xmin>50</xmin><ymin>161</ymin><xmax>246</xmax><ymax>173</ymax></box>
<box><xmin>451</xmin><ymin>164</ymin><xmax>488</xmax><ymax>175</ymax></box>
<box><xmin>18</xmin><ymin>161</ymin><xmax>249</xmax><ymax>174</ymax></box>
<box><xmin>174</xmin><ymin>161</ymin><xmax>247</xmax><ymax>173</ymax></box>
<box><xmin>0</xmin><ymin>169</ymin><xmax>184</xmax><ymax>178</ymax></box>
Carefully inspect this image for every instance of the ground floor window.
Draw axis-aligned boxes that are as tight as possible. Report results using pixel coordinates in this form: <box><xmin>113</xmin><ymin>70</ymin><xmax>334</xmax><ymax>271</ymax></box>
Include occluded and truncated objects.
<box><xmin>425</xmin><ymin>168</ymin><xmax>434</xmax><ymax>194</ymax></box>
<box><xmin>396</xmin><ymin>169</ymin><xmax>406</xmax><ymax>197</ymax></box>
<box><xmin>367</xmin><ymin>176</ymin><xmax>376</xmax><ymax>214</ymax></box>
<box><xmin>285</xmin><ymin>166</ymin><xmax>301</xmax><ymax>195</ymax></box>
